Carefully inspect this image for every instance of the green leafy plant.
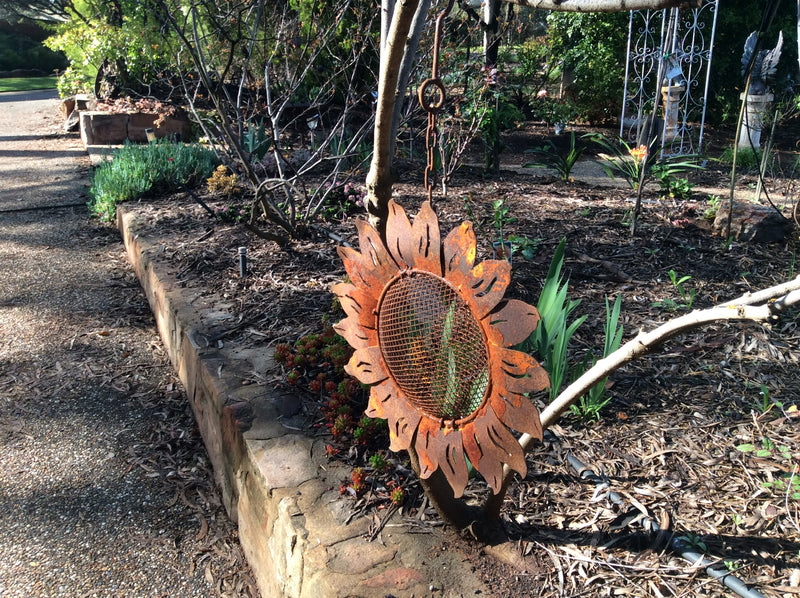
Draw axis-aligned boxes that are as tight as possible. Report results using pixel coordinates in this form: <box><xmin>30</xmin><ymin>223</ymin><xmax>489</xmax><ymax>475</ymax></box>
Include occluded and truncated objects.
<box><xmin>655</xmin><ymin>171</ymin><xmax>694</xmax><ymax>199</ymax></box>
<box><xmin>756</xmin><ymin>383</ymin><xmax>781</xmax><ymax>413</ymax></box>
<box><xmin>703</xmin><ymin>195</ymin><xmax>723</xmax><ymax>220</ymax></box>
<box><xmin>523</xmin><ymin>131</ymin><xmax>587</xmax><ymax>181</ymax></box>
<box><xmin>544</xmin><ymin>12</ymin><xmax>629</xmax><ymax>124</ymax></box>
<box><xmin>669</xmin><ymin>269</ymin><xmax>694</xmax><ymax>309</ymax></box>
<box><xmin>719</xmin><ymin>146</ymin><xmax>764</xmax><ymax>171</ymax></box>
<box><xmin>531</xmin><ymin>97</ymin><xmax>578</xmax><ymax>128</ymax></box>
<box><xmin>368</xmin><ymin>453</ymin><xmax>390</xmax><ymax>472</ymax></box>
<box><xmin>653</xmin><ymin>269</ymin><xmax>695</xmax><ymax>311</ymax></box>
<box><xmin>761</xmin><ymin>474</ymin><xmax>800</xmax><ymax>501</ymax></box>
<box><xmin>243</xmin><ymin>117</ymin><xmax>271</xmax><ymax>161</ymax></box>
<box><xmin>317</xmin><ymin>182</ymin><xmax>366</xmax><ymax>220</ymax></box>
<box><xmin>518</xmin><ymin>239</ymin><xmax>587</xmax><ymax>401</ymax></box>
<box><xmin>88</xmin><ymin>139</ymin><xmax>218</xmax><ymax>221</ymax></box>
<box><xmin>214</xmin><ymin>203</ymin><xmax>251</xmax><ymax>223</ymax></box>
<box><xmin>460</xmin><ymin>76</ymin><xmax>523</xmax><ymax>173</ymax></box>
<box><xmin>44</xmin><ymin>2</ymin><xmax>173</xmax><ymax>96</ymax></box>
<box><xmin>676</xmin><ymin>533</ymin><xmax>708</xmax><ymax>552</ymax></box>
<box><xmin>491</xmin><ymin>198</ymin><xmax>517</xmax><ymax>253</ymax></box>
<box><xmin>570</xmin><ymin>295</ymin><xmax>623</xmax><ymax>421</ymax></box>
<box><xmin>507</xmin><ymin>235</ymin><xmax>541</xmax><ymax>261</ymax></box>
<box><xmin>736</xmin><ymin>436</ymin><xmax>799</xmax><ymax>501</ymax></box>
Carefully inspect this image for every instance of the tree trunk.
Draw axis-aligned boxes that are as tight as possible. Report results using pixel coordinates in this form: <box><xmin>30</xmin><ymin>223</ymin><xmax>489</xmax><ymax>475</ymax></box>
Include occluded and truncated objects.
<box><xmin>483</xmin><ymin>0</ymin><xmax>501</xmax><ymax>69</ymax></box>
<box><xmin>366</xmin><ymin>0</ymin><xmax>423</xmax><ymax>238</ymax></box>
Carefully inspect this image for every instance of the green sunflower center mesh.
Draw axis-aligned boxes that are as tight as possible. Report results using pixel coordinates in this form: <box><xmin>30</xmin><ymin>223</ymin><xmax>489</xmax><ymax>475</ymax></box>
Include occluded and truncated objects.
<box><xmin>377</xmin><ymin>271</ymin><xmax>489</xmax><ymax>420</ymax></box>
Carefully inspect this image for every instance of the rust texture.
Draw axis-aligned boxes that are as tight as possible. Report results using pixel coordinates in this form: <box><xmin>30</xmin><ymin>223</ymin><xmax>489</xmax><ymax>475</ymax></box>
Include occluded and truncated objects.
<box><xmin>333</xmin><ymin>200</ymin><xmax>549</xmax><ymax>497</ymax></box>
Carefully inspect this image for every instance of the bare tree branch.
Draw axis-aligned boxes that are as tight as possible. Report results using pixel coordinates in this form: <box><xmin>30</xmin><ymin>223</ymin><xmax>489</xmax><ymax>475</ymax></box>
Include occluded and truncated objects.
<box><xmin>502</xmin><ymin>0</ymin><xmax>699</xmax><ymax>11</ymax></box>
<box><xmin>366</xmin><ymin>0</ymin><xmax>422</xmax><ymax>234</ymax></box>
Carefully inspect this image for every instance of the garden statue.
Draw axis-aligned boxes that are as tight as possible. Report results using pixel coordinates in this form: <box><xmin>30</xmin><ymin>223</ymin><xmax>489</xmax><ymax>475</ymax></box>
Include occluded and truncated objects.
<box><xmin>738</xmin><ymin>31</ymin><xmax>783</xmax><ymax>148</ymax></box>
<box><xmin>741</xmin><ymin>30</ymin><xmax>784</xmax><ymax>95</ymax></box>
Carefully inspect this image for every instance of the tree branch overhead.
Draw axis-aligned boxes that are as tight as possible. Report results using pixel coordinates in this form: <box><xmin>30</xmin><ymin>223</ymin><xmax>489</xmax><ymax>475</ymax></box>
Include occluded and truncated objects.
<box><xmin>501</xmin><ymin>0</ymin><xmax>700</xmax><ymax>11</ymax></box>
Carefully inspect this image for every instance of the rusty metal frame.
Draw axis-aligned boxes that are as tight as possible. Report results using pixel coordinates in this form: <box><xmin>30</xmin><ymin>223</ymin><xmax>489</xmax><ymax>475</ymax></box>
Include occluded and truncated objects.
<box><xmin>332</xmin><ymin>201</ymin><xmax>549</xmax><ymax>497</ymax></box>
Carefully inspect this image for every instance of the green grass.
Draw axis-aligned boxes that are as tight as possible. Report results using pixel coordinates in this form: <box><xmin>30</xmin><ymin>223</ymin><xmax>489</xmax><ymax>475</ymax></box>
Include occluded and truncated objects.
<box><xmin>0</xmin><ymin>77</ymin><xmax>58</xmax><ymax>93</ymax></box>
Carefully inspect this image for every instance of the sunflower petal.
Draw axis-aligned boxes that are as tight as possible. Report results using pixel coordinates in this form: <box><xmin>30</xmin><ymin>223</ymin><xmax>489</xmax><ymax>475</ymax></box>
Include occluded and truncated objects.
<box><xmin>331</xmin><ymin>281</ymin><xmax>377</xmax><ymax>330</ymax></box>
<box><xmin>385</xmin><ymin>201</ymin><xmax>414</xmax><ymax>268</ymax></box>
<box><xmin>408</xmin><ymin>201</ymin><xmax>442</xmax><ymax>276</ymax></box>
<box><xmin>443</xmin><ymin>222</ymin><xmax>476</xmax><ymax>284</ymax></box>
<box><xmin>344</xmin><ymin>346</ymin><xmax>388</xmax><ymax>385</ymax></box>
<box><xmin>365</xmin><ymin>381</ymin><xmax>392</xmax><ymax>419</ymax></box>
<box><xmin>474</xmin><ymin>446</ymin><xmax>503</xmax><ymax>494</ymax></box>
<box><xmin>467</xmin><ymin>260</ymin><xmax>511</xmax><ymax>318</ymax></box>
<box><xmin>461</xmin><ymin>413</ymin><xmax>503</xmax><ymax>493</ymax></box>
<box><xmin>420</xmin><ymin>427</ymin><xmax>469</xmax><ymax>498</ymax></box>
<box><xmin>388</xmin><ymin>408</ymin><xmax>421</xmax><ymax>452</ymax></box>
<box><xmin>497</xmin><ymin>393</ymin><xmax>543</xmax><ymax>440</ymax></box>
<box><xmin>340</xmin><ymin>219</ymin><xmax>399</xmax><ymax>289</ymax></box>
<box><xmin>470</xmin><ymin>407</ymin><xmax>527</xmax><ymax>493</ymax></box>
<box><xmin>461</xmin><ymin>423</ymin><xmax>485</xmax><ymax>472</ymax></box>
<box><xmin>492</xmin><ymin>348</ymin><xmax>550</xmax><ymax>394</ymax></box>
<box><xmin>414</xmin><ymin>418</ymin><xmax>441</xmax><ymax>479</ymax></box>
<box><xmin>366</xmin><ymin>381</ymin><xmax>422</xmax><ymax>451</ymax></box>
<box><xmin>488</xmin><ymin>299</ymin><xmax>541</xmax><ymax>346</ymax></box>
<box><xmin>333</xmin><ymin>317</ymin><xmax>375</xmax><ymax>350</ymax></box>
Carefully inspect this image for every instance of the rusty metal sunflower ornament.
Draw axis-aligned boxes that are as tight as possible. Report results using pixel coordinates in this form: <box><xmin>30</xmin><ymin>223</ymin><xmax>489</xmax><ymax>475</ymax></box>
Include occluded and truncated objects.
<box><xmin>332</xmin><ymin>200</ymin><xmax>549</xmax><ymax>498</ymax></box>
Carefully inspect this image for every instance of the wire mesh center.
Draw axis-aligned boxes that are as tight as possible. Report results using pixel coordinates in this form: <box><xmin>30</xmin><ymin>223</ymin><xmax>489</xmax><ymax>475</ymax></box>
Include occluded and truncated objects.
<box><xmin>378</xmin><ymin>272</ymin><xmax>489</xmax><ymax>421</ymax></box>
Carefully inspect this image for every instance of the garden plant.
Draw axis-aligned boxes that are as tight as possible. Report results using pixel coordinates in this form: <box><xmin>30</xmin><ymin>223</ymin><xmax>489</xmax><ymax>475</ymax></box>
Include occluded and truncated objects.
<box><xmin>89</xmin><ymin>139</ymin><xmax>217</xmax><ymax>221</ymax></box>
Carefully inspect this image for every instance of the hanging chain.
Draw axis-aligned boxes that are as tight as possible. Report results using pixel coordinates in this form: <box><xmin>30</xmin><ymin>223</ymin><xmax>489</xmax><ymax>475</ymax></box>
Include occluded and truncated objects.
<box><xmin>418</xmin><ymin>0</ymin><xmax>454</xmax><ymax>203</ymax></box>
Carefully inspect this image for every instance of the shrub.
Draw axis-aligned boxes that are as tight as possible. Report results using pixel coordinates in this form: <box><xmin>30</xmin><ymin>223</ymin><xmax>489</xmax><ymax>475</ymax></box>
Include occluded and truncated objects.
<box><xmin>89</xmin><ymin>139</ymin><xmax>217</xmax><ymax>221</ymax></box>
<box><xmin>719</xmin><ymin>147</ymin><xmax>769</xmax><ymax>172</ymax></box>
<box><xmin>44</xmin><ymin>4</ymin><xmax>173</xmax><ymax>96</ymax></box>
<box><xmin>544</xmin><ymin>12</ymin><xmax>628</xmax><ymax>124</ymax></box>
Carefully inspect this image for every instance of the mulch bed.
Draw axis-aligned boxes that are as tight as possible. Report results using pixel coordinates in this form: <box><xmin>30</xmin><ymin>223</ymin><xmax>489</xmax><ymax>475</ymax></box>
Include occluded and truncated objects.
<box><xmin>125</xmin><ymin>131</ymin><xmax>800</xmax><ymax>597</ymax></box>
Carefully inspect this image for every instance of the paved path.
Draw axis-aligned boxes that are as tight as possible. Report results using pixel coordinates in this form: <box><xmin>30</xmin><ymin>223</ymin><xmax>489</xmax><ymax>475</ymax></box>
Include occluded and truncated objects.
<box><xmin>0</xmin><ymin>91</ymin><xmax>256</xmax><ymax>596</ymax></box>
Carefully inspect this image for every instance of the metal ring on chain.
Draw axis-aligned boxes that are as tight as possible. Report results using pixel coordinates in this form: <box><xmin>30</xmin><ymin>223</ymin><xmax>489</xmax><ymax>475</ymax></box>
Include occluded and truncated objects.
<box><xmin>418</xmin><ymin>78</ymin><xmax>446</xmax><ymax>113</ymax></box>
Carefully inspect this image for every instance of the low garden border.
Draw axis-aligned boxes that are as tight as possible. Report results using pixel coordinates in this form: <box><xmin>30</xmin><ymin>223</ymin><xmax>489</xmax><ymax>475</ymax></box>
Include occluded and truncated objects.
<box><xmin>116</xmin><ymin>204</ymin><xmax>490</xmax><ymax>597</ymax></box>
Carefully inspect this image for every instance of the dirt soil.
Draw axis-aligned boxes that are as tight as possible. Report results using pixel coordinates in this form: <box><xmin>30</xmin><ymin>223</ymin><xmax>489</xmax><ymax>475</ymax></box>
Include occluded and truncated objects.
<box><xmin>124</xmin><ymin>121</ymin><xmax>799</xmax><ymax>597</ymax></box>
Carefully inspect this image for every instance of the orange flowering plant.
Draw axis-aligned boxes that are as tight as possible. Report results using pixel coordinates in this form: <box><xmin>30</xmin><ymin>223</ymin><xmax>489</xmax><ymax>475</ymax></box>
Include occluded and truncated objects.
<box><xmin>586</xmin><ymin>133</ymin><xmax>701</xmax><ymax>191</ymax></box>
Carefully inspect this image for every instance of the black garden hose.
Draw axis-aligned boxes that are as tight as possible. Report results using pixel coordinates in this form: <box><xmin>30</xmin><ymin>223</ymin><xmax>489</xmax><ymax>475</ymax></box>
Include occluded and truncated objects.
<box><xmin>552</xmin><ymin>433</ymin><xmax>767</xmax><ymax>598</ymax></box>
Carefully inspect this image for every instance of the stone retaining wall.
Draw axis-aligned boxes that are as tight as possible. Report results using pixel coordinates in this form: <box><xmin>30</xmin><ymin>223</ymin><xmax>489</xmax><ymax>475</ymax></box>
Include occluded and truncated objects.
<box><xmin>117</xmin><ymin>205</ymin><xmax>488</xmax><ymax>598</ymax></box>
<box><xmin>81</xmin><ymin>111</ymin><xmax>192</xmax><ymax>147</ymax></box>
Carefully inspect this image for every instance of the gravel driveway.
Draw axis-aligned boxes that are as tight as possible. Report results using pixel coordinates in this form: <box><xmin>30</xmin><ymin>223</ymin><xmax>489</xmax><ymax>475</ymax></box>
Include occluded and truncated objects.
<box><xmin>0</xmin><ymin>90</ymin><xmax>258</xmax><ymax>597</ymax></box>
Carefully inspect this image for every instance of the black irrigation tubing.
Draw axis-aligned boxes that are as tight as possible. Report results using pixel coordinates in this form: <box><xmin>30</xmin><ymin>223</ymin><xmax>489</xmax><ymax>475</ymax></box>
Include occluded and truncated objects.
<box><xmin>548</xmin><ymin>431</ymin><xmax>768</xmax><ymax>598</ymax></box>
<box><xmin>179</xmin><ymin>182</ymin><xmax>216</xmax><ymax>218</ymax></box>
<box><xmin>0</xmin><ymin>202</ymin><xmax>88</xmax><ymax>214</ymax></box>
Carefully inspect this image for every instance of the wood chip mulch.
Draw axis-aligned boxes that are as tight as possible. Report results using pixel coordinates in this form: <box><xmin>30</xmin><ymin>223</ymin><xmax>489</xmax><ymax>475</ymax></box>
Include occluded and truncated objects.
<box><xmin>128</xmin><ymin>154</ymin><xmax>799</xmax><ymax>596</ymax></box>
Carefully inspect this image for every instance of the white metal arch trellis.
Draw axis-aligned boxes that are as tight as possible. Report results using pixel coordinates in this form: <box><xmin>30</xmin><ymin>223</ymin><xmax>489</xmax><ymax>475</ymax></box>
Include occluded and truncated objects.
<box><xmin>620</xmin><ymin>0</ymin><xmax>720</xmax><ymax>156</ymax></box>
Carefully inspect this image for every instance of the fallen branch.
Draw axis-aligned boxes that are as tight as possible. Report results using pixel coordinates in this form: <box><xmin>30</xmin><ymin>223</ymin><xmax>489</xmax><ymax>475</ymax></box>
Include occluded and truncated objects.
<box><xmin>484</xmin><ymin>275</ymin><xmax>800</xmax><ymax>518</ymax></box>
<box><xmin>538</xmin><ymin>277</ymin><xmax>800</xmax><ymax>433</ymax></box>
